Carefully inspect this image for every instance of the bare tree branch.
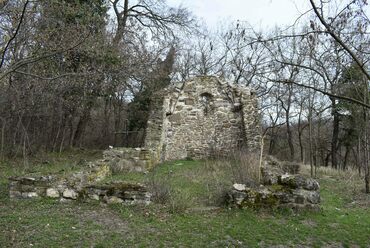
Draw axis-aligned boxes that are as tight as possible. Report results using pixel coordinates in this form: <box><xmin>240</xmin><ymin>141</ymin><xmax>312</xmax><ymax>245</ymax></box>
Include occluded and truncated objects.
<box><xmin>310</xmin><ymin>0</ymin><xmax>370</xmax><ymax>80</ymax></box>
<box><xmin>0</xmin><ymin>0</ymin><xmax>29</xmax><ymax>69</ymax></box>
<box><xmin>267</xmin><ymin>78</ymin><xmax>370</xmax><ymax>109</ymax></box>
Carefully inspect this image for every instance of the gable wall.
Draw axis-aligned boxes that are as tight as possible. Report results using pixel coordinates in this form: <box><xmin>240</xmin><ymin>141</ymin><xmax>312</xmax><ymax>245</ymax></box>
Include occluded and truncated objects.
<box><xmin>145</xmin><ymin>76</ymin><xmax>260</xmax><ymax>162</ymax></box>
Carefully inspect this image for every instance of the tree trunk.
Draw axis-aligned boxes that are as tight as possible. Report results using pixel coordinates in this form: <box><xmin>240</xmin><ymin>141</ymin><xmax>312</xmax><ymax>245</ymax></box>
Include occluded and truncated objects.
<box><xmin>268</xmin><ymin>131</ymin><xmax>276</xmax><ymax>155</ymax></box>
<box><xmin>298</xmin><ymin>129</ymin><xmax>304</xmax><ymax>162</ymax></box>
<box><xmin>72</xmin><ymin>102</ymin><xmax>93</xmax><ymax>147</ymax></box>
<box><xmin>343</xmin><ymin>146</ymin><xmax>350</xmax><ymax>171</ymax></box>
<box><xmin>286</xmin><ymin>85</ymin><xmax>295</xmax><ymax>161</ymax></box>
<box><xmin>297</xmin><ymin>103</ymin><xmax>306</xmax><ymax>163</ymax></box>
<box><xmin>362</xmin><ymin>76</ymin><xmax>369</xmax><ymax>193</ymax></box>
<box><xmin>112</xmin><ymin>0</ymin><xmax>129</xmax><ymax>46</ymax></box>
<box><xmin>308</xmin><ymin>91</ymin><xmax>314</xmax><ymax>177</ymax></box>
<box><xmin>0</xmin><ymin>118</ymin><xmax>5</xmax><ymax>159</ymax></box>
<box><xmin>364</xmin><ymin>107</ymin><xmax>369</xmax><ymax>193</ymax></box>
<box><xmin>331</xmin><ymin>98</ymin><xmax>340</xmax><ymax>169</ymax></box>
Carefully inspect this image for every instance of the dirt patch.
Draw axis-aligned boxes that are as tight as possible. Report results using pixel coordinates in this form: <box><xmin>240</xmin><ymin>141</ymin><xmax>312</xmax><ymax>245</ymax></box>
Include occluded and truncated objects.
<box><xmin>72</xmin><ymin>205</ymin><xmax>130</xmax><ymax>232</ymax></box>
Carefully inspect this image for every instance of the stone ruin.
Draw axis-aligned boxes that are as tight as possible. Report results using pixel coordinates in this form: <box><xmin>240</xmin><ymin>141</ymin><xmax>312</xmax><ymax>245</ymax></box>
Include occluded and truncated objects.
<box><xmin>9</xmin><ymin>163</ymin><xmax>151</xmax><ymax>205</ymax></box>
<box><xmin>227</xmin><ymin>157</ymin><xmax>321</xmax><ymax>212</ymax></box>
<box><xmin>8</xmin><ymin>154</ymin><xmax>321</xmax><ymax>211</ymax></box>
<box><xmin>8</xmin><ymin>76</ymin><xmax>320</xmax><ymax>212</ymax></box>
<box><xmin>107</xmin><ymin>76</ymin><xmax>261</xmax><ymax>172</ymax></box>
<box><xmin>8</xmin><ymin>76</ymin><xmax>261</xmax><ymax>205</ymax></box>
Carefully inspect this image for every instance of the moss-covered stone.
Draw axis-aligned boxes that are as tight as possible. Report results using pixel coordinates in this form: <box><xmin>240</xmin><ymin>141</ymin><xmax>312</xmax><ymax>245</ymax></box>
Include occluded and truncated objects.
<box><xmin>228</xmin><ymin>165</ymin><xmax>320</xmax><ymax>212</ymax></box>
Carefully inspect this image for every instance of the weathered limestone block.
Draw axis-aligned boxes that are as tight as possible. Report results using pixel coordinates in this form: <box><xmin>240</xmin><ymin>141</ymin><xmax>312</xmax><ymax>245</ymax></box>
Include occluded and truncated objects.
<box><xmin>228</xmin><ymin>164</ymin><xmax>320</xmax><ymax>212</ymax></box>
<box><xmin>83</xmin><ymin>182</ymin><xmax>151</xmax><ymax>205</ymax></box>
<box><xmin>228</xmin><ymin>184</ymin><xmax>278</xmax><ymax>208</ymax></box>
<box><xmin>22</xmin><ymin>192</ymin><xmax>39</xmax><ymax>198</ymax></box>
<box><xmin>228</xmin><ymin>182</ymin><xmax>320</xmax><ymax>211</ymax></box>
<box><xmin>261</xmin><ymin>166</ymin><xmax>281</xmax><ymax>185</ymax></box>
<box><xmin>104</xmin><ymin>196</ymin><xmax>124</xmax><ymax>204</ymax></box>
<box><xmin>87</xmin><ymin>163</ymin><xmax>111</xmax><ymax>182</ymax></box>
<box><xmin>9</xmin><ymin>164</ymin><xmax>110</xmax><ymax>200</ymax></box>
<box><xmin>103</xmin><ymin>147</ymin><xmax>155</xmax><ymax>172</ymax></box>
<box><xmin>279</xmin><ymin>174</ymin><xmax>320</xmax><ymax>191</ymax></box>
<box><xmin>46</xmin><ymin>188</ymin><xmax>60</xmax><ymax>198</ymax></box>
<box><xmin>9</xmin><ymin>175</ymin><xmax>56</xmax><ymax>199</ymax></box>
<box><xmin>292</xmin><ymin>189</ymin><xmax>320</xmax><ymax>204</ymax></box>
<box><xmin>8</xmin><ymin>150</ymin><xmax>153</xmax><ymax>205</ymax></box>
<box><xmin>63</xmin><ymin>188</ymin><xmax>78</xmax><ymax>200</ymax></box>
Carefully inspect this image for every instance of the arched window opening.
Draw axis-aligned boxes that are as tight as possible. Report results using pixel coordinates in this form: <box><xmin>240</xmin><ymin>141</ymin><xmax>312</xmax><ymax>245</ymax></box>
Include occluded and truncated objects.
<box><xmin>200</xmin><ymin>92</ymin><xmax>214</xmax><ymax>115</ymax></box>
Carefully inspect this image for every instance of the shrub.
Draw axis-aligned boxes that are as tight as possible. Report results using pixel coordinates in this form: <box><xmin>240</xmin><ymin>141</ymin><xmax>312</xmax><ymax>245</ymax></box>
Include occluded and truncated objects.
<box><xmin>202</xmin><ymin>150</ymin><xmax>261</xmax><ymax>206</ymax></box>
<box><xmin>146</xmin><ymin>169</ymin><xmax>171</xmax><ymax>204</ymax></box>
<box><xmin>227</xmin><ymin>150</ymin><xmax>260</xmax><ymax>185</ymax></box>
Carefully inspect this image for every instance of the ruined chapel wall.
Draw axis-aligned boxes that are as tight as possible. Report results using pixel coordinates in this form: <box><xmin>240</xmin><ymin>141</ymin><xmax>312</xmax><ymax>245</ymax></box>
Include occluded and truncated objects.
<box><xmin>143</xmin><ymin>91</ymin><xmax>168</xmax><ymax>164</ymax></box>
<box><xmin>146</xmin><ymin>76</ymin><xmax>259</xmax><ymax>161</ymax></box>
<box><xmin>143</xmin><ymin>76</ymin><xmax>260</xmax><ymax>162</ymax></box>
<box><xmin>240</xmin><ymin>90</ymin><xmax>261</xmax><ymax>150</ymax></box>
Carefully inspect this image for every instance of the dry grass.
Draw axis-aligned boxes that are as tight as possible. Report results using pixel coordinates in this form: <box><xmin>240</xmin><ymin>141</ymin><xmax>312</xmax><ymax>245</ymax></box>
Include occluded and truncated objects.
<box><xmin>300</xmin><ymin>164</ymin><xmax>365</xmax><ymax>197</ymax></box>
<box><xmin>146</xmin><ymin>171</ymin><xmax>172</xmax><ymax>205</ymax></box>
<box><xmin>144</xmin><ymin>151</ymin><xmax>261</xmax><ymax>209</ymax></box>
<box><xmin>206</xmin><ymin>150</ymin><xmax>260</xmax><ymax>185</ymax></box>
<box><xmin>300</xmin><ymin>164</ymin><xmax>361</xmax><ymax>180</ymax></box>
<box><xmin>201</xmin><ymin>151</ymin><xmax>261</xmax><ymax>206</ymax></box>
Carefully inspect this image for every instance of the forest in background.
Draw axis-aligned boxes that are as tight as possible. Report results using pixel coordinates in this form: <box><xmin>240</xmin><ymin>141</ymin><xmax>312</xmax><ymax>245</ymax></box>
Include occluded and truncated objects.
<box><xmin>0</xmin><ymin>0</ymin><xmax>369</xmax><ymax>191</ymax></box>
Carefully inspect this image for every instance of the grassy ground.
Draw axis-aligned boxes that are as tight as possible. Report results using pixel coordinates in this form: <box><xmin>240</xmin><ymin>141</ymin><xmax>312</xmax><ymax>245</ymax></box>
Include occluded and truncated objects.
<box><xmin>0</xmin><ymin>151</ymin><xmax>369</xmax><ymax>247</ymax></box>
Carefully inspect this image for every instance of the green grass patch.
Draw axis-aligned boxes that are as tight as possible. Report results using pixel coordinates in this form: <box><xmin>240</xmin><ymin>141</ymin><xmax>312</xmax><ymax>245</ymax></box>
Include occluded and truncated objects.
<box><xmin>0</xmin><ymin>153</ymin><xmax>369</xmax><ymax>247</ymax></box>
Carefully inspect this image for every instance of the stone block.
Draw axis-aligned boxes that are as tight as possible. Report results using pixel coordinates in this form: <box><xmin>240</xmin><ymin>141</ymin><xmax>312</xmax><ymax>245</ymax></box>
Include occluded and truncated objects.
<box><xmin>46</xmin><ymin>188</ymin><xmax>60</xmax><ymax>198</ymax></box>
<box><xmin>228</xmin><ymin>163</ymin><xmax>320</xmax><ymax>211</ymax></box>
<box><xmin>9</xmin><ymin>190</ymin><xmax>22</xmax><ymax>198</ymax></box>
<box><xmin>184</xmin><ymin>98</ymin><xmax>195</xmax><ymax>105</ymax></box>
<box><xmin>168</xmin><ymin>113</ymin><xmax>182</xmax><ymax>123</ymax></box>
<box><xmin>279</xmin><ymin>174</ymin><xmax>319</xmax><ymax>191</ymax></box>
<box><xmin>292</xmin><ymin>189</ymin><xmax>320</xmax><ymax>204</ymax></box>
<box><xmin>88</xmin><ymin>194</ymin><xmax>100</xmax><ymax>201</ymax></box>
<box><xmin>261</xmin><ymin>166</ymin><xmax>280</xmax><ymax>185</ymax></box>
<box><xmin>63</xmin><ymin>189</ymin><xmax>78</xmax><ymax>200</ymax></box>
<box><xmin>104</xmin><ymin>196</ymin><xmax>124</xmax><ymax>204</ymax></box>
<box><xmin>22</xmin><ymin>192</ymin><xmax>38</xmax><ymax>198</ymax></box>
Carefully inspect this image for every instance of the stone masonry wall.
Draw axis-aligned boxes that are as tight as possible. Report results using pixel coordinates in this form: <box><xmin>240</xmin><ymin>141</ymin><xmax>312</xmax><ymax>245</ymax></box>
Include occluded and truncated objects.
<box><xmin>9</xmin><ymin>162</ymin><xmax>151</xmax><ymax>205</ymax></box>
<box><xmin>228</xmin><ymin>157</ymin><xmax>321</xmax><ymax>212</ymax></box>
<box><xmin>145</xmin><ymin>76</ymin><xmax>260</xmax><ymax>161</ymax></box>
<box><xmin>143</xmin><ymin>90</ymin><xmax>169</xmax><ymax>164</ymax></box>
<box><xmin>103</xmin><ymin>147</ymin><xmax>155</xmax><ymax>172</ymax></box>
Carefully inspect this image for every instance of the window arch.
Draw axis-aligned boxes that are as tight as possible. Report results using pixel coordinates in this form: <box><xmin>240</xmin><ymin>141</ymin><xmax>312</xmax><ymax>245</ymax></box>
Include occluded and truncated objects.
<box><xmin>200</xmin><ymin>92</ymin><xmax>214</xmax><ymax>115</ymax></box>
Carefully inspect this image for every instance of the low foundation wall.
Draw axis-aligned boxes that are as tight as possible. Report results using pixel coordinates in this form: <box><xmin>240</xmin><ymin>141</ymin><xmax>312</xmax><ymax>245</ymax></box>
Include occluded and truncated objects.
<box><xmin>103</xmin><ymin>147</ymin><xmax>158</xmax><ymax>172</ymax></box>
<box><xmin>227</xmin><ymin>158</ymin><xmax>320</xmax><ymax>212</ymax></box>
<box><xmin>8</xmin><ymin>163</ymin><xmax>151</xmax><ymax>205</ymax></box>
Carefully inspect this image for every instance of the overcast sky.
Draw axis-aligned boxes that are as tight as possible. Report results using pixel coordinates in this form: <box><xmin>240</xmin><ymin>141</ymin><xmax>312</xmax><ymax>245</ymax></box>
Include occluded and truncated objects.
<box><xmin>165</xmin><ymin>0</ymin><xmax>361</xmax><ymax>29</ymax></box>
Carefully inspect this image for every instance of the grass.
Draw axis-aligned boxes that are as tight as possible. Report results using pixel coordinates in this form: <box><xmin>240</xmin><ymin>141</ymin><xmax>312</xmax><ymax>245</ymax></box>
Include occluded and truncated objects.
<box><xmin>0</xmin><ymin>151</ymin><xmax>370</xmax><ymax>247</ymax></box>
